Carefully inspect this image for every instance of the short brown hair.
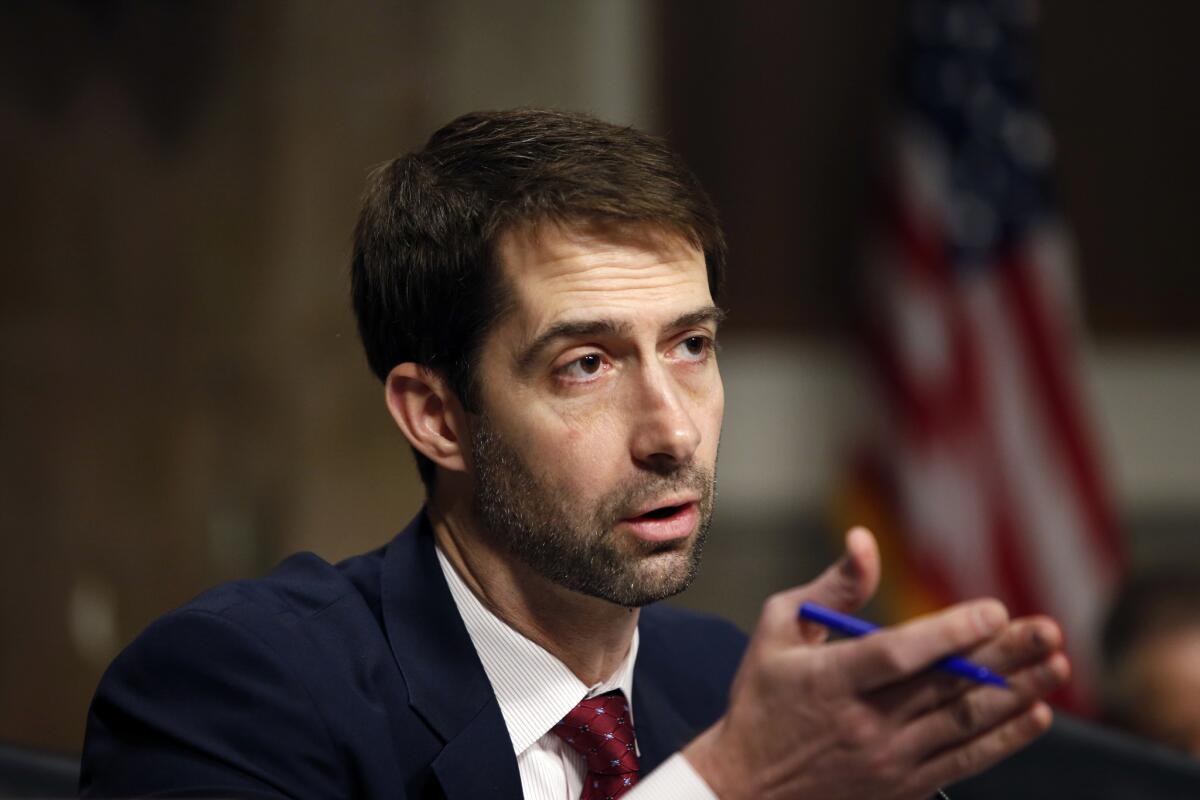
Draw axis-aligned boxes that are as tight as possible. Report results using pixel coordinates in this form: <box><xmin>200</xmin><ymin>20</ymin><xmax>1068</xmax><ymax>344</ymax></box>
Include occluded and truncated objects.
<box><xmin>351</xmin><ymin>109</ymin><xmax>726</xmax><ymax>488</ymax></box>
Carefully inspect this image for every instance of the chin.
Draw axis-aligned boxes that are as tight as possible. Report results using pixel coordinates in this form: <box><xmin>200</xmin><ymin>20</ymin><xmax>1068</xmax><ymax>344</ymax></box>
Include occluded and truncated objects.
<box><xmin>619</xmin><ymin>551</ymin><xmax>700</xmax><ymax>605</ymax></box>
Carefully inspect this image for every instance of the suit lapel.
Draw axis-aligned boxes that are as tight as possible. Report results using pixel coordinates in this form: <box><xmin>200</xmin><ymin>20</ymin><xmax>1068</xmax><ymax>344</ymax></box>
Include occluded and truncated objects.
<box><xmin>380</xmin><ymin>513</ymin><xmax>523</xmax><ymax>800</ymax></box>
<box><xmin>430</xmin><ymin>698</ymin><xmax>524</xmax><ymax>798</ymax></box>
<box><xmin>633</xmin><ymin>646</ymin><xmax>702</xmax><ymax>774</ymax></box>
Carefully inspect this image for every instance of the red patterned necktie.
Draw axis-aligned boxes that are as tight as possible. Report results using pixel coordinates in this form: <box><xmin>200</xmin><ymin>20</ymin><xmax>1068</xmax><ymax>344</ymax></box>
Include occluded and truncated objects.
<box><xmin>550</xmin><ymin>689</ymin><xmax>641</xmax><ymax>800</ymax></box>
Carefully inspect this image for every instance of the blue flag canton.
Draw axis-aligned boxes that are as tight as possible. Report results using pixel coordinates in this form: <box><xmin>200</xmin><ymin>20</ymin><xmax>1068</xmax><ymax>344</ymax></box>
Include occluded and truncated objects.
<box><xmin>899</xmin><ymin>0</ymin><xmax>1057</xmax><ymax>264</ymax></box>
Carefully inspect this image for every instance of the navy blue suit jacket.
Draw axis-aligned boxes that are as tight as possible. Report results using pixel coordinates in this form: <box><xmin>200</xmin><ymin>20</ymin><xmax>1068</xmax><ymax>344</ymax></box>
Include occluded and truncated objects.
<box><xmin>81</xmin><ymin>512</ymin><xmax>748</xmax><ymax>798</ymax></box>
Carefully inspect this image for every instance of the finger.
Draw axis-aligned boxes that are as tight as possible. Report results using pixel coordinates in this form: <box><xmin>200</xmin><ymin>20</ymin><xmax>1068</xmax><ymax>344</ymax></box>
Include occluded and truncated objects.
<box><xmin>831</xmin><ymin>598</ymin><xmax>1009</xmax><ymax>692</ymax></box>
<box><xmin>755</xmin><ymin>526</ymin><xmax>881</xmax><ymax>647</ymax></box>
<box><xmin>894</xmin><ymin>652</ymin><xmax>1069</xmax><ymax>762</ymax></box>
<box><xmin>906</xmin><ymin>701</ymin><xmax>1053</xmax><ymax>792</ymax></box>
<box><xmin>867</xmin><ymin>616</ymin><xmax>1063</xmax><ymax>721</ymax></box>
<box><xmin>966</xmin><ymin>615</ymin><xmax>1063</xmax><ymax>672</ymax></box>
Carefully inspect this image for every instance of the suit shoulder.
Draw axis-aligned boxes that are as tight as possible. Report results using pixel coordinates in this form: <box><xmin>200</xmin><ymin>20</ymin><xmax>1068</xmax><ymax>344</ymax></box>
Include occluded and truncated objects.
<box><xmin>81</xmin><ymin>545</ymin><xmax>396</xmax><ymax>798</ymax></box>
<box><xmin>180</xmin><ymin>546</ymin><xmax>385</xmax><ymax>626</ymax></box>
<box><xmin>92</xmin><ymin>546</ymin><xmax>388</xmax><ymax>728</ymax></box>
<box><xmin>104</xmin><ymin>545</ymin><xmax>397</xmax><ymax>702</ymax></box>
<box><xmin>82</xmin><ymin>595</ymin><xmax>346</xmax><ymax>797</ymax></box>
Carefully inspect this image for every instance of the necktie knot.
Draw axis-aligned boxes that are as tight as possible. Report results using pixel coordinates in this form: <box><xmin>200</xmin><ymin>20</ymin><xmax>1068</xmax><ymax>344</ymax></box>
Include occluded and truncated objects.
<box><xmin>551</xmin><ymin>690</ymin><xmax>640</xmax><ymax>800</ymax></box>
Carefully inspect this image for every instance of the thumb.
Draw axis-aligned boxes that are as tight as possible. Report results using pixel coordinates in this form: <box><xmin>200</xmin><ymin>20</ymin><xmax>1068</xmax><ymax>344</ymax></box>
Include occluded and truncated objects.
<box><xmin>800</xmin><ymin>526</ymin><xmax>880</xmax><ymax>613</ymax></box>
<box><xmin>761</xmin><ymin>527</ymin><xmax>880</xmax><ymax>646</ymax></box>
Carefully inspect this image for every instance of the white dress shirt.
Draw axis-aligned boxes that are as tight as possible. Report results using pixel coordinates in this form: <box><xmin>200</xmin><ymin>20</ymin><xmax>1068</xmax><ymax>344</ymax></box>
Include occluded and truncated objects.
<box><xmin>436</xmin><ymin>546</ymin><xmax>719</xmax><ymax>800</ymax></box>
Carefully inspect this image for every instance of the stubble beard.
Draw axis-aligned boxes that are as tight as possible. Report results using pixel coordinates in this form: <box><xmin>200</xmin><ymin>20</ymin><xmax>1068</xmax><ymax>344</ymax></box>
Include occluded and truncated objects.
<box><xmin>469</xmin><ymin>416</ymin><xmax>716</xmax><ymax>607</ymax></box>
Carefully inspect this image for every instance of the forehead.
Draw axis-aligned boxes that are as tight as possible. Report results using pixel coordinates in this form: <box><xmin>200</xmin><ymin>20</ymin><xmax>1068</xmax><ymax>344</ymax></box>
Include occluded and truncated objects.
<box><xmin>494</xmin><ymin>222</ymin><xmax>712</xmax><ymax>329</ymax></box>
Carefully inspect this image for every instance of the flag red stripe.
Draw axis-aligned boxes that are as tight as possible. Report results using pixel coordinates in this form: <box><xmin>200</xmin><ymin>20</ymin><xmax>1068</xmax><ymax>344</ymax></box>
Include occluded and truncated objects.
<box><xmin>879</xmin><ymin>198</ymin><xmax>1047</xmax><ymax>618</ymax></box>
<box><xmin>900</xmin><ymin>197</ymin><xmax>1057</xmax><ymax>613</ymax></box>
<box><xmin>998</xmin><ymin>252</ymin><xmax>1125</xmax><ymax>575</ymax></box>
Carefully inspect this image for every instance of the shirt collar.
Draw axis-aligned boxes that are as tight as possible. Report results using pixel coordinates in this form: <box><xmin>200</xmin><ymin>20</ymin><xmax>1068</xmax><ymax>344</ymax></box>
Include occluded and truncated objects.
<box><xmin>435</xmin><ymin>544</ymin><xmax>639</xmax><ymax>755</ymax></box>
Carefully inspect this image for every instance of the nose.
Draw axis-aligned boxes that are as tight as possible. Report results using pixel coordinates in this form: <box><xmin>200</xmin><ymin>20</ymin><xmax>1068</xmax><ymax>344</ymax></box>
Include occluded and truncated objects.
<box><xmin>629</xmin><ymin>365</ymin><xmax>701</xmax><ymax>472</ymax></box>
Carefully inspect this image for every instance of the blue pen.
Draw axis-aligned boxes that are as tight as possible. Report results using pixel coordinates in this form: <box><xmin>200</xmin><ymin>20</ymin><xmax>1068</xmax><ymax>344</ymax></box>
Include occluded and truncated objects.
<box><xmin>798</xmin><ymin>602</ymin><xmax>1009</xmax><ymax>688</ymax></box>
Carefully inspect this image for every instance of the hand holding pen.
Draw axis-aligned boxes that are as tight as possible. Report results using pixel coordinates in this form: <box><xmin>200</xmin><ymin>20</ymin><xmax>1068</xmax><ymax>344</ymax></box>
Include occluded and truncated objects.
<box><xmin>798</xmin><ymin>602</ymin><xmax>1010</xmax><ymax>687</ymax></box>
<box><xmin>684</xmin><ymin>526</ymin><xmax>1070</xmax><ymax>800</ymax></box>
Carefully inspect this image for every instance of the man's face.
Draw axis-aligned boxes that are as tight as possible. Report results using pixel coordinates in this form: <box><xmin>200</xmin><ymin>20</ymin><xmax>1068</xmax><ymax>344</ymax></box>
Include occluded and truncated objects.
<box><xmin>465</xmin><ymin>222</ymin><xmax>724</xmax><ymax>607</ymax></box>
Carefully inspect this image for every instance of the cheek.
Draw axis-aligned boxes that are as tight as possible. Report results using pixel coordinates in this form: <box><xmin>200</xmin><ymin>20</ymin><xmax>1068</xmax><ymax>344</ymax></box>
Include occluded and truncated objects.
<box><xmin>517</xmin><ymin>401</ymin><xmax>628</xmax><ymax>480</ymax></box>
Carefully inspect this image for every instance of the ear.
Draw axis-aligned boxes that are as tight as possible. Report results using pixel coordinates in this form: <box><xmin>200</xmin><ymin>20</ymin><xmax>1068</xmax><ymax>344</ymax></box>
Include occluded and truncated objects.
<box><xmin>384</xmin><ymin>363</ymin><xmax>468</xmax><ymax>475</ymax></box>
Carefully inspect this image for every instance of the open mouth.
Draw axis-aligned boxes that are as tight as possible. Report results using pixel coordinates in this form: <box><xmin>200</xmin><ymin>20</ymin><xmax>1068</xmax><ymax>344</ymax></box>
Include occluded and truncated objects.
<box><xmin>621</xmin><ymin>500</ymin><xmax>699</xmax><ymax>542</ymax></box>
<box><xmin>630</xmin><ymin>502</ymin><xmax>691</xmax><ymax>521</ymax></box>
<box><xmin>638</xmin><ymin>503</ymin><xmax>686</xmax><ymax>522</ymax></box>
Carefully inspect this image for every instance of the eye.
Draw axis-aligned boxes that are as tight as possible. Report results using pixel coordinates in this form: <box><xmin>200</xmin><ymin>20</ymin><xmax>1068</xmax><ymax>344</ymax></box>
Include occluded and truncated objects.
<box><xmin>557</xmin><ymin>352</ymin><xmax>609</xmax><ymax>383</ymax></box>
<box><xmin>671</xmin><ymin>335</ymin><xmax>712</xmax><ymax>363</ymax></box>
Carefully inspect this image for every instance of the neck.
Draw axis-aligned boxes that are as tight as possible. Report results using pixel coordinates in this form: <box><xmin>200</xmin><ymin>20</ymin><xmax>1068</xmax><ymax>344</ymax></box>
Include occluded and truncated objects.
<box><xmin>428</xmin><ymin>494</ymin><xmax>638</xmax><ymax>686</ymax></box>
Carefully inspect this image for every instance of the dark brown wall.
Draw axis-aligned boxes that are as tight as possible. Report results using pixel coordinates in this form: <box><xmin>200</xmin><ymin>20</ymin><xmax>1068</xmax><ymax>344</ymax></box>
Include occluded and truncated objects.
<box><xmin>1039</xmin><ymin>2</ymin><xmax>1200</xmax><ymax>337</ymax></box>
<box><xmin>0</xmin><ymin>3</ymin><xmax>431</xmax><ymax>750</ymax></box>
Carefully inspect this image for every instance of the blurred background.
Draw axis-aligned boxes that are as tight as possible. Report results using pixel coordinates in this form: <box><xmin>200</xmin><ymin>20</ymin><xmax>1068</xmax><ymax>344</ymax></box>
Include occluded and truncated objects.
<box><xmin>2</xmin><ymin>0</ymin><xmax>1198</xmax><ymax>756</ymax></box>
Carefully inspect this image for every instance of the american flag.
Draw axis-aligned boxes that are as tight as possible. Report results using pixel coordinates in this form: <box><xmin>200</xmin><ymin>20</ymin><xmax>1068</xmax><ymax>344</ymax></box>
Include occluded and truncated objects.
<box><xmin>840</xmin><ymin>0</ymin><xmax>1124</xmax><ymax>712</ymax></box>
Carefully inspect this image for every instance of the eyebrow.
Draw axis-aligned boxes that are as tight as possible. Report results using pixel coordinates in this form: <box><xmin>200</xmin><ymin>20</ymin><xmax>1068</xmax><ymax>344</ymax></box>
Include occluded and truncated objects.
<box><xmin>514</xmin><ymin>304</ymin><xmax>727</xmax><ymax>374</ymax></box>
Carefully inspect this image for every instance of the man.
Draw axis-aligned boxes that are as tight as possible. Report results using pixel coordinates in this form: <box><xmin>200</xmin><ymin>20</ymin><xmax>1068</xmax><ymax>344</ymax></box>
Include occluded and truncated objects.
<box><xmin>81</xmin><ymin>109</ymin><xmax>1068</xmax><ymax>799</ymax></box>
